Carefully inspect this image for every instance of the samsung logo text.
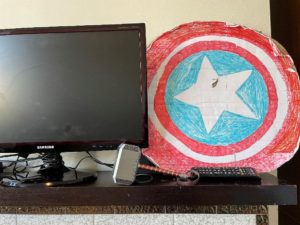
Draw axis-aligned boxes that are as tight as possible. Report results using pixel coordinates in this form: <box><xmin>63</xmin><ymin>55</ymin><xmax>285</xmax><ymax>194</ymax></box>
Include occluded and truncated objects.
<box><xmin>37</xmin><ymin>145</ymin><xmax>55</xmax><ymax>150</ymax></box>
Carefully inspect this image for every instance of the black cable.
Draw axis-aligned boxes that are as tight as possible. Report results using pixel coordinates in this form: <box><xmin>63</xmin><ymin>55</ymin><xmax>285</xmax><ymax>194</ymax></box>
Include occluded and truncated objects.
<box><xmin>68</xmin><ymin>155</ymin><xmax>91</xmax><ymax>170</ymax></box>
<box><xmin>0</xmin><ymin>155</ymin><xmax>42</xmax><ymax>163</ymax></box>
<box><xmin>39</xmin><ymin>153</ymin><xmax>65</xmax><ymax>171</ymax></box>
<box><xmin>86</xmin><ymin>151</ymin><xmax>114</xmax><ymax>168</ymax></box>
<box><xmin>1</xmin><ymin>162</ymin><xmax>15</xmax><ymax>169</ymax></box>
<box><xmin>69</xmin><ymin>152</ymin><xmax>114</xmax><ymax>170</ymax></box>
<box><xmin>0</xmin><ymin>151</ymin><xmax>114</xmax><ymax>180</ymax></box>
<box><xmin>12</xmin><ymin>155</ymin><xmax>20</xmax><ymax>176</ymax></box>
<box><xmin>0</xmin><ymin>154</ymin><xmax>41</xmax><ymax>181</ymax></box>
<box><xmin>0</xmin><ymin>153</ymin><xmax>18</xmax><ymax>158</ymax></box>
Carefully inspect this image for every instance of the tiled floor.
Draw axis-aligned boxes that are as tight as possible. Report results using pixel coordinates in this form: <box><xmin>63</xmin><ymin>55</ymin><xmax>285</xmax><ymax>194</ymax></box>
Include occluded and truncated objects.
<box><xmin>0</xmin><ymin>214</ymin><xmax>257</xmax><ymax>225</ymax></box>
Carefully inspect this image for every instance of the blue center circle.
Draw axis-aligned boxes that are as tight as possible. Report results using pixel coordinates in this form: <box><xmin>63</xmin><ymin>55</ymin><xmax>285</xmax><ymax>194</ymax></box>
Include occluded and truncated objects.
<box><xmin>165</xmin><ymin>50</ymin><xmax>269</xmax><ymax>146</ymax></box>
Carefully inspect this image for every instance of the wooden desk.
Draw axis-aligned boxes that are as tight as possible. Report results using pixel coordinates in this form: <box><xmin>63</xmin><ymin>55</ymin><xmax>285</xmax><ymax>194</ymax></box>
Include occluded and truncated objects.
<box><xmin>0</xmin><ymin>172</ymin><xmax>296</xmax><ymax>206</ymax></box>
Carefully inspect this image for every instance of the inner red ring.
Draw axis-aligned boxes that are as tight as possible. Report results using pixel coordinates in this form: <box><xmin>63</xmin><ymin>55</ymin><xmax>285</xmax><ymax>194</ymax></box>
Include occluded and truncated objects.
<box><xmin>154</xmin><ymin>41</ymin><xmax>278</xmax><ymax>156</ymax></box>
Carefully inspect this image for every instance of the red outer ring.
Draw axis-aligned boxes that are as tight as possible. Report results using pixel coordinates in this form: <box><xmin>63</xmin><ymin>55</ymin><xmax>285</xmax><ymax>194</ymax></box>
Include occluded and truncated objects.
<box><xmin>144</xmin><ymin>22</ymin><xmax>300</xmax><ymax>172</ymax></box>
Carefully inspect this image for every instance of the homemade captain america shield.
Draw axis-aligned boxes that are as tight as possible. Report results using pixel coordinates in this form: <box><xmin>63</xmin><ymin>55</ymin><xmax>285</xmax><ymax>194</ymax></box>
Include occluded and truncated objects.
<box><xmin>143</xmin><ymin>22</ymin><xmax>300</xmax><ymax>173</ymax></box>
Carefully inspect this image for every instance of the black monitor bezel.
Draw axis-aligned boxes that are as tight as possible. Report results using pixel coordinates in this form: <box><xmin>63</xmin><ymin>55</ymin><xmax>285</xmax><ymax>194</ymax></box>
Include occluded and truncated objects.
<box><xmin>0</xmin><ymin>23</ymin><xmax>148</xmax><ymax>153</ymax></box>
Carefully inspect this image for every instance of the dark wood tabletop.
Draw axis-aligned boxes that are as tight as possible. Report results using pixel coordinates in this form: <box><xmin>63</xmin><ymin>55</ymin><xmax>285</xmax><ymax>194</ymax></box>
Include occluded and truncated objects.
<box><xmin>0</xmin><ymin>172</ymin><xmax>296</xmax><ymax>206</ymax></box>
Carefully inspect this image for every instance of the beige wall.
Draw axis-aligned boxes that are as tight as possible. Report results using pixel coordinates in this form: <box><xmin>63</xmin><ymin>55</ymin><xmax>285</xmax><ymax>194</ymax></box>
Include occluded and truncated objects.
<box><xmin>0</xmin><ymin>0</ymin><xmax>270</xmax><ymax>44</ymax></box>
<box><xmin>0</xmin><ymin>1</ymin><xmax>275</xmax><ymax>225</ymax></box>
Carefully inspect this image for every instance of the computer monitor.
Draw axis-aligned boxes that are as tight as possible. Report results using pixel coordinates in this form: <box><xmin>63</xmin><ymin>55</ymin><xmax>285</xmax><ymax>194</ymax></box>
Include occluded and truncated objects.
<box><xmin>0</xmin><ymin>24</ymin><xmax>148</xmax><ymax>186</ymax></box>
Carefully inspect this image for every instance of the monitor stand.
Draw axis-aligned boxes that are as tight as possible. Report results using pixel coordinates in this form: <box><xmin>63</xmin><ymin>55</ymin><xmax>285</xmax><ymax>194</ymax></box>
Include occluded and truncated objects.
<box><xmin>0</xmin><ymin>152</ymin><xmax>97</xmax><ymax>187</ymax></box>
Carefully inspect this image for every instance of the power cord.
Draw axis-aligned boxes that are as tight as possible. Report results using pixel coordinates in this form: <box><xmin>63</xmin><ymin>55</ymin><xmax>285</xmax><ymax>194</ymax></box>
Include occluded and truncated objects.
<box><xmin>86</xmin><ymin>151</ymin><xmax>114</xmax><ymax>168</ymax></box>
<box><xmin>0</xmin><ymin>151</ymin><xmax>114</xmax><ymax>183</ymax></box>
<box><xmin>68</xmin><ymin>151</ymin><xmax>113</xmax><ymax>170</ymax></box>
<box><xmin>0</xmin><ymin>154</ymin><xmax>43</xmax><ymax>180</ymax></box>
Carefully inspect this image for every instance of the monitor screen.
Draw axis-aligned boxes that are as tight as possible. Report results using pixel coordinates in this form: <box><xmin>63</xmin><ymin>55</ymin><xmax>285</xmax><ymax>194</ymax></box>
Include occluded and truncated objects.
<box><xmin>0</xmin><ymin>24</ymin><xmax>148</xmax><ymax>153</ymax></box>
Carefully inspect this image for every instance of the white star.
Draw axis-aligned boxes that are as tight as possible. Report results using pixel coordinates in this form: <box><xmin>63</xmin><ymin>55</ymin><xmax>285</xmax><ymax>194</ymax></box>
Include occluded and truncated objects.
<box><xmin>175</xmin><ymin>56</ymin><xmax>257</xmax><ymax>133</ymax></box>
